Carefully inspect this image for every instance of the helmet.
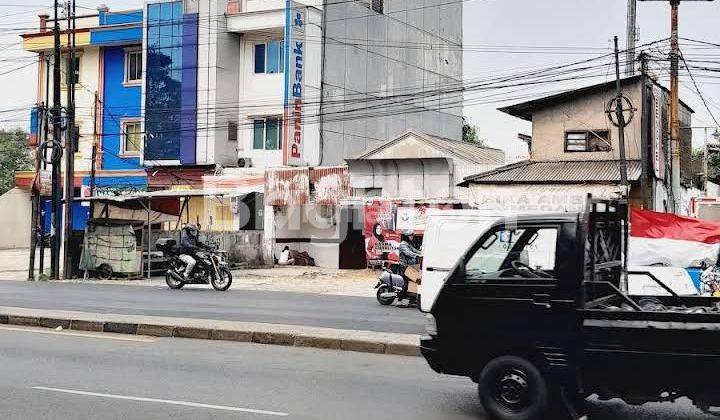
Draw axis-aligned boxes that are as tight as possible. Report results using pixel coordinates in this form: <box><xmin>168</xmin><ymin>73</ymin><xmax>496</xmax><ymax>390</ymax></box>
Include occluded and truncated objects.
<box><xmin>182</xmin><ymin>224</ymin><xmax>199</xmax><ymax>237</ymax></box>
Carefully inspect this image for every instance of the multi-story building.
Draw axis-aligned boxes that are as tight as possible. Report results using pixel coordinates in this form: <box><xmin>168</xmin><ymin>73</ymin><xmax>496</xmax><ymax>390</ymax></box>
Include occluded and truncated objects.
<box><xmin>18</xmin><ymin>0</ymin><xmax>462</xmax><ymax>187</ymax></box>
<box><xmin>208</xmin><ymin>0</ymin><xmax>464</xmax><ymax>168</ymax></box>
<box><xmin>14</xmin><ymin>0</ymin><xmax>464</xmax><ymax>266</ymax></box>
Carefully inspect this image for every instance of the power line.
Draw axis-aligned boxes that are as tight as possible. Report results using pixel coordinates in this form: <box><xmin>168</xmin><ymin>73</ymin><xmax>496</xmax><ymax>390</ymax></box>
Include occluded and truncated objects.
<box><xmin>680</xmin><ymin>50</ymin><xmax>720</xmax><ymax>128</ymax></box>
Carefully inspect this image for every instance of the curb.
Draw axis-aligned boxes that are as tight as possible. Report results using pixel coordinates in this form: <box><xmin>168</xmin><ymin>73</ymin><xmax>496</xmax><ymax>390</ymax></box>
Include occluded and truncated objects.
<box><xmin>0</xmin><ymin>313</ymin><xmax>421</xmax><ymax>357</ymax></box>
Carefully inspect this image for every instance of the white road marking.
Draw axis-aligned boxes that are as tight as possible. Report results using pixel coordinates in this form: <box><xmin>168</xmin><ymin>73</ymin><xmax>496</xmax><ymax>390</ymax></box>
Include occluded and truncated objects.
<box><xmin>0</xmin><ymin>325</ymin><xmax>156</xmax><ymax>342</ymax></box>
<box><xmin>32</xmin><ymin>386</ymin><xmax>289</xmax><ymax>417</ymax></box>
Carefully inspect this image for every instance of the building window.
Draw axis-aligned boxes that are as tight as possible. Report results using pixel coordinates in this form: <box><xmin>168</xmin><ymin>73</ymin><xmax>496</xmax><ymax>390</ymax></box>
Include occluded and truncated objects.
<box><xmin>254</xmin><ymin>41</ymin><xmax>284</xmax><ymax>74</ymax></box>
<box><xmin>121</xmin><ymin>120</ymin><xmax>142</xmax><ymax>155</ymax></box>
<box><xmin>371</xmin><ymin>0</ymin><xmax>383</xmax><ymax>14</ymax></box>
<box><xmin>125</xmin><ymin>49</ymin><xmax>142</xmax><ymax>84</ymax></box>
<box><xmin>145</xmin><ymin>0</ymin><xmax>188</xmax><ymax>161</ymax></box>
<box><xmin>253</xmin><ymin>117</ymin><xmax>283</xmax><ymax>150</ymax></box>
<box><xmin>565</xmin><ymin>130</ymin><xmax>611</xmax><ymax>152</ymax></box>
<box><xmin>228</xmin><ymin>121</ymin><xmax>238</xmax><ymax>142</ymax></box>
<box><xmin>61</xmin><ymin>55</ymin><xmax>81</xmax><ymax>84</ymax></box>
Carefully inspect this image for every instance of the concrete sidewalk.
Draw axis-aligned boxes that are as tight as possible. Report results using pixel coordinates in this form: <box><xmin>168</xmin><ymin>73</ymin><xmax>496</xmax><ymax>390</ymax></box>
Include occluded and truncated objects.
<box><xmin>0</xmin><ymin>248</ymin><xmax>377</xmax><ymax>297</ymax></box>
<box><xmin>0</xmin><ymin>249</ymin><xmax>377</xmax><ymax>297</ymax></box>
<box><xmin>65</xmin><ymin>266</ymin><xmax>377</xmax><ymax>297</ymax></box>
<box><xmin>0</xmin><ymin>305</ymin><xmax>422</xmax><ymax>357</ymax></box>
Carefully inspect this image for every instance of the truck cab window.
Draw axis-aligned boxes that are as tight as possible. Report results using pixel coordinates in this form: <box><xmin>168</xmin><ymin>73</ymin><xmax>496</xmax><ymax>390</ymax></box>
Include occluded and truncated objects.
<box><xmin>464</xmin><ymin>227</ymin><xmax>558</xmax><ymax>281</ymax></box>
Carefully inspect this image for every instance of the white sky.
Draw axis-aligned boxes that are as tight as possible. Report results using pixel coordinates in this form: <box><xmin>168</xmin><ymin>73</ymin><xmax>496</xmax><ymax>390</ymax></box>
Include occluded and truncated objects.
<box><xmin>1</xmin><ymin>0</ymin><xmax>719</xmax><ymax>160</ymax></box>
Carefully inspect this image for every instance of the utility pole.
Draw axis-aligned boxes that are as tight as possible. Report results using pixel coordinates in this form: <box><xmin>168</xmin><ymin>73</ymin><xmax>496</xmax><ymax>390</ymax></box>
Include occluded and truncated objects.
<box><xmin>51</xmin><ymin>0</ymin><xmax>62</xmax><ymax>280</ymax></box>
<box><xmin>28</xmin><ymin>104</ymin><xmax>43</xmax><ymax>281</ymax></box>
<box><xmin>614</xmin><ymin>36</ymin><xmax>630</xmax><ymax>187</ymax></box>
<box><xmin>62</xmin><ymin>0</ymin><xmax>76</xmax><ymax>279</ymax></box>
<box><xmin>626</xmin><ymin>0</ymin><xmax>638</xmax><ymax>76</ymax></box>
<box><xmin>669</xmin><ymin>0</ymin><xmax>681</xmax><ymax>213</ymax></box>
<box><xmin>90</xmin><ymin>92</ymin><xmax>97</xmax><ymax>200</ymax></box>
<box><xmin>40</xmin><ymin>54</ymin><xmax>51</xmax><ymax>276</ymax></box>
<box><xmin>639</xmin><ymin>0</ymin><xmax>716</xmax><ymax>213</ymax></box>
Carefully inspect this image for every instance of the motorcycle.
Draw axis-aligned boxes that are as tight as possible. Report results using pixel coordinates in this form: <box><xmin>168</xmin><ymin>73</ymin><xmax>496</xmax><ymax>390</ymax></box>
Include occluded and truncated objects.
<box><xmin>375</xmin><ymin>261</ymin><xmax>418</xmax><ymax>306</ymax></box>
<box><xmin>155</xmin><ymin>238</ymin><xmax>233</xmax><ymax>291</ymax></box>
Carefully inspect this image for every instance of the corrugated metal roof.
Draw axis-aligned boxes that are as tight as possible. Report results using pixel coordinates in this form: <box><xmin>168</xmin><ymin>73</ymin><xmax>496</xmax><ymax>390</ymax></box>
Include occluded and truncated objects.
<box><xmin>310</xmin><ymin>166</ymin><xmax>351</xmax><ymax>205</ymax></box>
<box><xmin>460</xmin><ymin>160</ymin><xmax>642</xmax><ymax>186</ymax></box>
<box><xmin>353</xmin><ymin>129</ymin><xmax>505</xmax><ymax>166</ymax></box>
<box><xmin>265</xmin><ymin>168</ymin><xmax>310</xmax><ymax>206</ymax></box>
<box><xmin>265</xmin><ymin>167</ymin><xmax>351</xmax><ymax>206</ymax></box>
<box><xmin>422</xmin><ymin>134</ymin><xmax>506</xmax><ymax>165</ymax></box>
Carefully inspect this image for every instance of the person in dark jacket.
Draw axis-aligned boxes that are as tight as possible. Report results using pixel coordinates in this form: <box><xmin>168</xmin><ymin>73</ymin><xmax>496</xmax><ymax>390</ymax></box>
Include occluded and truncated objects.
<box><xmin>178</xmin><ymin>224</ymin><xmax>207</xmax><ymax>280</ymax></box>
<box><xmin>398</xmin><ymin>234</ymin><xmax>421</xmax><ymax>266</ymax></box>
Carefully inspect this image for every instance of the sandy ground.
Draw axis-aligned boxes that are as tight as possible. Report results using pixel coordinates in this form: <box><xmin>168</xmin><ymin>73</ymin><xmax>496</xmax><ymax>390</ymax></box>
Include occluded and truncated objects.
<box><xmin>0</xmin><ymin>248</ymin><xmax>377</xmax><ymax>297</ymax></box>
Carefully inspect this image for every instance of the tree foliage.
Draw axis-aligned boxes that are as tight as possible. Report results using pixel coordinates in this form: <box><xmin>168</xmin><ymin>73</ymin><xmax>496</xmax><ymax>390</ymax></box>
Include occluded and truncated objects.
<box><xmin>462</xmin><ymin>117</ymin><xmax>484</xmax><ymax>146</ymax></box>
<box><xmin>0</xmin><ymin>128</ymin><xmax>31</xmax><ymax>195</ymax></box>
<box><xmin>707</xmin><ymin>152</ymin><xmax>720</xmax><ymax>185</ymax></box>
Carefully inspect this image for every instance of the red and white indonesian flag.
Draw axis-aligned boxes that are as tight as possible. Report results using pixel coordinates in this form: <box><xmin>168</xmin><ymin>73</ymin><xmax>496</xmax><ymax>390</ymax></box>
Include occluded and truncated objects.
<box><xmin>629</xmin><ymin>208</ymin><xmax>720</xmax><ymax>267</ymax></box>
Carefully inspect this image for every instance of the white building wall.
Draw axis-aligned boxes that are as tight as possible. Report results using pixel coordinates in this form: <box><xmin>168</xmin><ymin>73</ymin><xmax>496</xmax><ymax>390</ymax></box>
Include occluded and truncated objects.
<box><xmin>237</xmin><ymin>34</ymin><xmax>285</xmax><ymax>169</ymax></box>
<box><xmin>320</xmin><ymin>0</ymin><xmax>464</xmax><ymax>165</ymax></box>
<box><xmin>0</xmin><ymin>188</ymin><xmax>32</xmax><ymax>249</ymax></box>
<box><xmin>302</xmin><ymin>7</ymin><xmax>323</xmax><ymax>166</ymax></box>
<box><xmin>235</xmin><ymin>8</ymin><xmax>322</xmax><ymax>169</ymax></box>
<box><xmin>39</xmin><ymin>46</ymin><xmax>100</xmax><ymax>172</ymax></box>
<box><xmin>273</xmin><ymin>204</ymin><xmax>342</xmax><ymax>268</ymax></box>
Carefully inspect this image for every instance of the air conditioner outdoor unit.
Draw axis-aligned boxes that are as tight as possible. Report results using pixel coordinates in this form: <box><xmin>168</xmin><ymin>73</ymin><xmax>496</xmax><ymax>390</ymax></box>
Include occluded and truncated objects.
<box><xmin>237</xmin><ymin>157</ymin><xmax>253</xmax><ymax>168</ymax></box>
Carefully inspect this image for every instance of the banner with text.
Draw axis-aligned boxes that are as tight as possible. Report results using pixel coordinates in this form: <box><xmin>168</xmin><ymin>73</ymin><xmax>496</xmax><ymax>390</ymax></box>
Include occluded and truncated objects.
<box><xmin>283</xmin><ymin>0</ymin><xmax>306</xmax><ymax>166</ymax></box>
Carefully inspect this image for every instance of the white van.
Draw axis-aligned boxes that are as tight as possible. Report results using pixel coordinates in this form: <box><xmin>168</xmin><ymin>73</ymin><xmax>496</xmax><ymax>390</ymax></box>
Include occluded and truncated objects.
<box><xmin>420</xmin><ymin>209</ymin><xmax>503</xmax><ymax>312</ymax></box>
<box><xmin>419</xmin><ymin>210</ymin><xmax>701</xmax><ymax>313</ymax></box>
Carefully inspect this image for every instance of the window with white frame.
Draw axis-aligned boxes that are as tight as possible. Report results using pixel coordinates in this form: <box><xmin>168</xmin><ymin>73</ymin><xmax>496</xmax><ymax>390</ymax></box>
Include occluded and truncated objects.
<box><xmin>565</xmin><ymin>130</ymin><xmax>611</xmax><ymax>152</ymax></box>
<box><xmin>253</xmin><ymin>117</ymin><xmax>282</xmax><ymax>150</ymax></box>
<box><xmin>121</xmin><ymin>120</ymin><xmax>142</xmax><ymax>155</ymax></box>
<box><xmin>125</xmin><ymin>49</ymin><xmax>142</xmax><ymax>84</ymax></box>
<box><xmin>254</xmin><ymin>41</ymin><xmax>284</xmax><ymax>74</ymax></box>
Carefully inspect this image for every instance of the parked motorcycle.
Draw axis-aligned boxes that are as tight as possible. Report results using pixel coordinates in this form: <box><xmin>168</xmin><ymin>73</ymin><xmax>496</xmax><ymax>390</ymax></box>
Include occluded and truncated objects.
<box><xmin>375</xmin><ymin>262</ymin><xmax>418</xmax><ymax>306</ymax></box>
<box><xmin>155</xmin><ymin>238</ymin><xmax>233</xmax><ymax>291</ymax></box>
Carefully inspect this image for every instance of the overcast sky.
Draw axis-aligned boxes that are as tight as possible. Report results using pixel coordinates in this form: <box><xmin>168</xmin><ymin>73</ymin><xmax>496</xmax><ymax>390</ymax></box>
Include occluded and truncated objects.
<box><xmin>1</xmin><ymin>0</ymin><xmax>719</xmax><ymax>159</ymax></box>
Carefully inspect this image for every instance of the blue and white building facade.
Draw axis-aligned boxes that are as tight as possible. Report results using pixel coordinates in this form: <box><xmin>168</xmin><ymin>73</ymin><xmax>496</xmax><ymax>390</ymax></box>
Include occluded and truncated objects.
<box><xmin>25</xmin><ymin>0</ymin><xmax>463</xmax><ymax>181</ymax></box>
<box><xmin>91</xmin><ymin>7</ymin><xmax>147</xmax><ymax>191</ymax></box>
<box><xmin>19</xmin><ymin>0</ymin><xmax>464</xmax><ymax>265</ymax></box>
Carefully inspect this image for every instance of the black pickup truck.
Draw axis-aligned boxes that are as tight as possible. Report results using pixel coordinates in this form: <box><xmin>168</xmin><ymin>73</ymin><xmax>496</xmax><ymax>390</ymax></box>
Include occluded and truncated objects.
<box><xmin>420</xmin><ymin>198</ymin><xmax>720</xmax><ymax>420</ymax></box>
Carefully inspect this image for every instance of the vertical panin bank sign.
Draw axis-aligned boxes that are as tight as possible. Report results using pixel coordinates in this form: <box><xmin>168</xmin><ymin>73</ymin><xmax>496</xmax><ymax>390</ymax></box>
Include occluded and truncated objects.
<box><xmin>283</xmin><ymin>1</ymin><xmax>305</xmax><ymax>166</ymax></box>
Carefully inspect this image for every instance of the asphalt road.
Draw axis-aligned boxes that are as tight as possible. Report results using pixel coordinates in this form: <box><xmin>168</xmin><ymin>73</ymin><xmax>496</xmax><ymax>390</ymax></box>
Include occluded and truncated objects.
<box><xmin>0</xmin><ymin>326</ymin><xmax>713</xmax><ymax>420</ymax></box>
<box><xmin>0</xmin><ymin>281</ymin><xmax>424</xmax><ymax>334</ymax></box>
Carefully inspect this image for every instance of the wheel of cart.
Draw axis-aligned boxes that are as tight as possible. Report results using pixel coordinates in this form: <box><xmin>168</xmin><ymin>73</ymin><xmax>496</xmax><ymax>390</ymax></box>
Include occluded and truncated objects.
<box><xmin>95</xmin><ymin>263</ymin><xmax>113</xmax><ymax>280</ymax></box>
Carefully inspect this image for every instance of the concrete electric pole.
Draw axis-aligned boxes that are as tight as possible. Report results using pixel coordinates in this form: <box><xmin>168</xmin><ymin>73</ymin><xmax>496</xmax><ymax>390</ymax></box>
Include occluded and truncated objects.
<box><xmin>51</xmin><ymin>0</ymin><xmax>62</xmax><ymax>279</ymax></box>
<box><xmin>626</xmin><ymin>0</ymin><xmax>638</xmax><ymax>76</ymax></box>
<box><xmin>62</xmin><ymin>0</ymin><xmax>76</xmax><ymax>279</ymax></box>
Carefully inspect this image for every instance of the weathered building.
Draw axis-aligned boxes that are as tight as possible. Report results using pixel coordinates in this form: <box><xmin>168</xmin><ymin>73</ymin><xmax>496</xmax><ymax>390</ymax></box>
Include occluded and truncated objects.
<box><xmin>461</xmin><ymin>76</ymin><xmax>695</xmax><ymax>213</ymax></box>
<box><xmin>347</xmin><ymin>130</ymin><xmax>504</xmax><ymax>200</ymax></box>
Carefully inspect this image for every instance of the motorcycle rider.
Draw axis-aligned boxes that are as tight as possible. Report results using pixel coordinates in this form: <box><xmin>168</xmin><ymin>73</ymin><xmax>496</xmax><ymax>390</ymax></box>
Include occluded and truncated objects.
<box><xmin>397</xmin><ymin>234</ymin><xmax>422</xmax><ymax>306</ymax></box>
<box><xmin>178</xmin><ymin>224</ymin><xmax>208</xmax><ymax>281</ymax></box>
<box><xmin>398</xmin><ymin>234</ymin><xmax>421</xmax><ymax>267</ymax></box>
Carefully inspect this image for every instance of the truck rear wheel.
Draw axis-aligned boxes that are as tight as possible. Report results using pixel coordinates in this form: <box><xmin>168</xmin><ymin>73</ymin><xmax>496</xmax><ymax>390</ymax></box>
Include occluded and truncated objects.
<box><xmin>478</xmin><ymin>355</ymin><xmax>549</xmax><ymax>420</ymax></box>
